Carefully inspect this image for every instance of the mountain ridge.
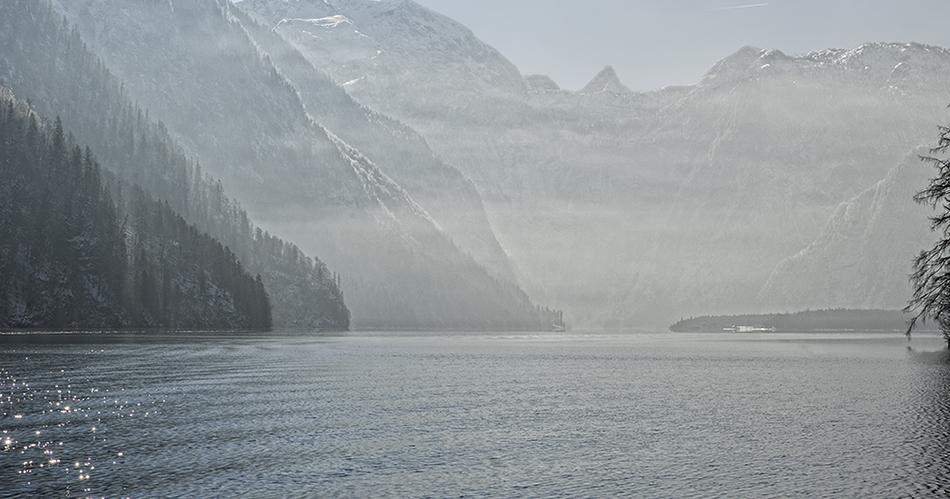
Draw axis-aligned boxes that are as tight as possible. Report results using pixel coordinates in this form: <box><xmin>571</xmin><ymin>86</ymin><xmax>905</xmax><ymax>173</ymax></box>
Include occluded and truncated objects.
<box><xmin>760</xmin><ymin>148</ymin><xmax>936</xmax><ymax>311</ymax></box>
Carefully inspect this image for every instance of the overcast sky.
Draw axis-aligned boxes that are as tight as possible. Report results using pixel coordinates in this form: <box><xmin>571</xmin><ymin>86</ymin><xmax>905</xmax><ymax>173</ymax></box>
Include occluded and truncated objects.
<box><xmin>407</xmin><ymin>0</ymin><xmax>950</xmax><ymax>92</ymax></box>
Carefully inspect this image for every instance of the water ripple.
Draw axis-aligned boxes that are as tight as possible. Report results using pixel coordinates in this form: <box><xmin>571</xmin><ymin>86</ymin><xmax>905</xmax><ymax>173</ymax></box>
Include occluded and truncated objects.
<box><xmin>0</xmin><ymin>333</ymin><xmax>949</xmax><ymax>498</ymax></box>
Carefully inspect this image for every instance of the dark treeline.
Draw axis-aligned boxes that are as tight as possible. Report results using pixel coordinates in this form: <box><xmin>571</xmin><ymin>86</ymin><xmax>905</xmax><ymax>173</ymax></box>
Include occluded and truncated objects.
<box><xmin>0</xmin><ymin>0</ymin><xmax>349</xmax><ymax>329</ymax></box>
<box><xmin>669</xmin><ymin>308</ymin><xmax>939</xmax><ymax>332</ymax></box>
<box><xmin>112</xmin><ymin>181</ymin><xmax>272</xmax><ymax>330</ymax></box>
<box><xmin>0</xmin><ymin>92</ymin><xmax>270</xmax><ymax>329</ymax></box>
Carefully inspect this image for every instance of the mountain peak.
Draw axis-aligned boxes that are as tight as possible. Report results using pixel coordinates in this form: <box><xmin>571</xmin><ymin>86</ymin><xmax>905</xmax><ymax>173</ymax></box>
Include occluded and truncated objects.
<box><xmin>579</xmin><ymin>65</ymin><xmax>631</xmax><ymax>94</ymax></box>
<box><xmin>697</xmin><ymin>42</ymin><xmax>950</xmax><ymax>91</ymax></box>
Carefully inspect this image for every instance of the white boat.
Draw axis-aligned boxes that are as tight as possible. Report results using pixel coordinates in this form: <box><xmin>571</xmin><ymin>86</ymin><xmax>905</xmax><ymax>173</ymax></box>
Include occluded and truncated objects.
<box><xmin>724</xmin><ymin>325</ymin><xmax>775</xmax><ymax>333</ymax></box>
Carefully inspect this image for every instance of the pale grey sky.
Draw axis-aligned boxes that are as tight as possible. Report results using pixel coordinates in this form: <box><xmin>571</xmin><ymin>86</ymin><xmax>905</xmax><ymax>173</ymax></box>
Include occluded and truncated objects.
<box><xmin>408</xmin><ymin>0</ymin><xmax>950</xmax><ymax>91</ymax></box>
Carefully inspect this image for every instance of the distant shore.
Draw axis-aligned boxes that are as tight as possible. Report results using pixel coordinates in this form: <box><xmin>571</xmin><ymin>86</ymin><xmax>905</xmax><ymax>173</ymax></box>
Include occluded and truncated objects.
<box><xmin>669</xmin><ymin>309</ymin><xmax>938</xmax><ymax>332</ymax></box>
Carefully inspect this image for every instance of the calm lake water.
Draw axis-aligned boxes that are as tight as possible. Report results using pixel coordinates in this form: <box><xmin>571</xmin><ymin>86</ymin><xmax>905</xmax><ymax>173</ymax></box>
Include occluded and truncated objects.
<box><xmin>1</xmin><ymin>331</ymin><xmax>949</xmax><ymax>498</ymax></box>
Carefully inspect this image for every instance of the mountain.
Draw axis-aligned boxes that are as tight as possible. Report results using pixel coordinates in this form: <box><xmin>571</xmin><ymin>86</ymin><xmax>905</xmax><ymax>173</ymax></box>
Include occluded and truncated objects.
<box><xmin>44</xmin><ymin>0</ymin><xmax>557</xmax><ymax>330</ymax></box>
<box><xmin>241</xmin><ymin>0</ymin><xmax>527</xmax><ymax>110</ymax></box>
<box><xmin>252</xmin><ymin>0</ymin><xmax>950</xmax><ymax>327</ymax></box>
<box><xmin>760</xmin><ymin>149</ymin><xmax>936</xmax><ymax>310</ymax></box>
<box><xmin>229</xmin><ymin>5</ymin><xmax>517</xmax><ymax>283</ymax></box>
<box><xmin>0</xmin><ymin>89</ymin><xmax>270</xmax><ymax>329</ymax></box>
<box><xmin>580</xmin><ymin>66</ymin><xmax>632</xmax><ymax>95</ymax></box>
<box><xmin>0</xmin><ymin>0</ymin><xmax>347</xmax><ymax>329</ymax></box>
<box><xmin>524</xmin><ymin>74</ymin><xmax>561</xmax><ymax>93</ymax></box>
<box><xmin>12</xmin><ymin>0</ymin><xmax>944</xmax><ymax>328</ymax></box>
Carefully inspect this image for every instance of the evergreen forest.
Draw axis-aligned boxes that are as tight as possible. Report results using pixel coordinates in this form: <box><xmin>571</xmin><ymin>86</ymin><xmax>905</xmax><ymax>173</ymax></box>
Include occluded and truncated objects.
<box><xmin>0</xmin><ymin>92</ymin><xmax>271</xmax><ymax>329</ymax></box>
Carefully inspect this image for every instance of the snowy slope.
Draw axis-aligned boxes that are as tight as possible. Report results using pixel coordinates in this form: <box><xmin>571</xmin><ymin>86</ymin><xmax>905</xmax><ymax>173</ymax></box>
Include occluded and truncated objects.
<box><xmin>696</xmin><ymin>43</ymin><xmax>950</xmax><ymax>92</ymax></box>
<box><xmin>243</xmin><ymin>0</ymin><xmax>526</xmax><ymax>113</ymax></box>
<box><xmin>760</xmin><ymin>149</ymin><xmax>936</xmax><ymax>310</ymax></box>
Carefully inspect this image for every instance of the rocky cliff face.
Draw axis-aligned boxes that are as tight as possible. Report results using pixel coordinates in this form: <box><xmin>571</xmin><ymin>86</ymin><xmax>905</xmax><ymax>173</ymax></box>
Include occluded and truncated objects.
<box><xmin>230</xmin><ymin>5</ymin><xmax>518</xmax><ymax>283</ymax></box>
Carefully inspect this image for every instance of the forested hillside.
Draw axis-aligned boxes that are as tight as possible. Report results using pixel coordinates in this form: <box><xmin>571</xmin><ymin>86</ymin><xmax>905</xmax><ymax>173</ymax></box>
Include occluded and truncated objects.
<box><xmin>0</xmin><ymin>0</ymin><xmax>349</xmax><ymax>329</ymax></box>
<box><xmin>0</xmin><ymin>90</ymin><xmax>270</xmax><ymax>329</ymax></box>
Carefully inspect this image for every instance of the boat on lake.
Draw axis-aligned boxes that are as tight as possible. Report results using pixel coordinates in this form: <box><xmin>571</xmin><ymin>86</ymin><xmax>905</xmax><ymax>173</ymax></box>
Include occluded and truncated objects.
<box><xmin>725</xmin><ymin>325</ymin><xmax>776</xmax><ymax>333</ymax></box>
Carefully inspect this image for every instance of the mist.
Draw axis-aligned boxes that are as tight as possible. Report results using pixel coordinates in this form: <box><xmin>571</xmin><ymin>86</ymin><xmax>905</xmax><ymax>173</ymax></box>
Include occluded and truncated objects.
<box><xmin>8</xmin><ymin>2</ymin><xmax>950</xmax><ymax>496</ymax></box>
<box><xmin>238</xmin><ymin>0</ymin><xmax>950</xmax><ymax>328</ymax></box>
<box><xmin>4</xmin><ymin>0</ymin><xmax>949</xmax><ymax>331</ymax></box>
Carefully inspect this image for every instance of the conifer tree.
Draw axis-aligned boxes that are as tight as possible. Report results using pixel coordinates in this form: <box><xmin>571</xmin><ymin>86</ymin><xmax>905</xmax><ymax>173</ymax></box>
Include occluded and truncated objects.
<box><xmin>907</xmin><ymin>122</ymin><xmax>950</xmax><ymax>347</ymax></box>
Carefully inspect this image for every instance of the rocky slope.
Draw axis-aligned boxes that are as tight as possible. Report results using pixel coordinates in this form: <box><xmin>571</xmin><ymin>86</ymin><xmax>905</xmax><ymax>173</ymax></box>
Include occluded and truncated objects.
<box><xmin>230</xmin><ymin>5</ymin><xmax>517</xmax><ymax>282</ymax></box>
<box><xmin>47</xmin><ymin>0</ymin><xmax>553</xmax><ymax>330</ymax></box>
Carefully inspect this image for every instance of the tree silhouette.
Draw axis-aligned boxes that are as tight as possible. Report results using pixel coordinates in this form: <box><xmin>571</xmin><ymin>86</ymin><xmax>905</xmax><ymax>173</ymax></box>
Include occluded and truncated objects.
<box><xmin>906</xmin><ymin>122</ymin><xmax>950</xmax><ymax>347</ymax></box>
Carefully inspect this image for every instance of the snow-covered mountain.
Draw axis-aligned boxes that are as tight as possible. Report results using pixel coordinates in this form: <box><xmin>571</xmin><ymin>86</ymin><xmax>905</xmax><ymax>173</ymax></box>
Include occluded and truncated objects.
<box><xmin>230</xmin><ymin>6</ymin><xmax>517</xmax><ymax>283</ymax></box>
<box><xmin>249</xmin><ymin>0</ymin><xmax>950</xmax><ymax>326</ymax></box>
<box><xmin>696</xmin><ymin>43</ymin><xmax>950</xmax><ymax>92</ymax></box>
<box><xmin>15</xmin><ymin>0</ymin><xmax>945</xmax><ymax>328</ymax></box>
<box><xmin>42</xmin><ymin>0</ymin><xmax>555</xmax><ymax>330</ymax></box>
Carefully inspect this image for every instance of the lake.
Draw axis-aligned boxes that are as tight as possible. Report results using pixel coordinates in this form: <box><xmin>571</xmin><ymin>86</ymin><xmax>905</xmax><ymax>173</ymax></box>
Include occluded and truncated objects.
<box><xmin>1</xmin><ymin>331</ymin><xmax>949</xmax><ymax>498</ymax></box>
